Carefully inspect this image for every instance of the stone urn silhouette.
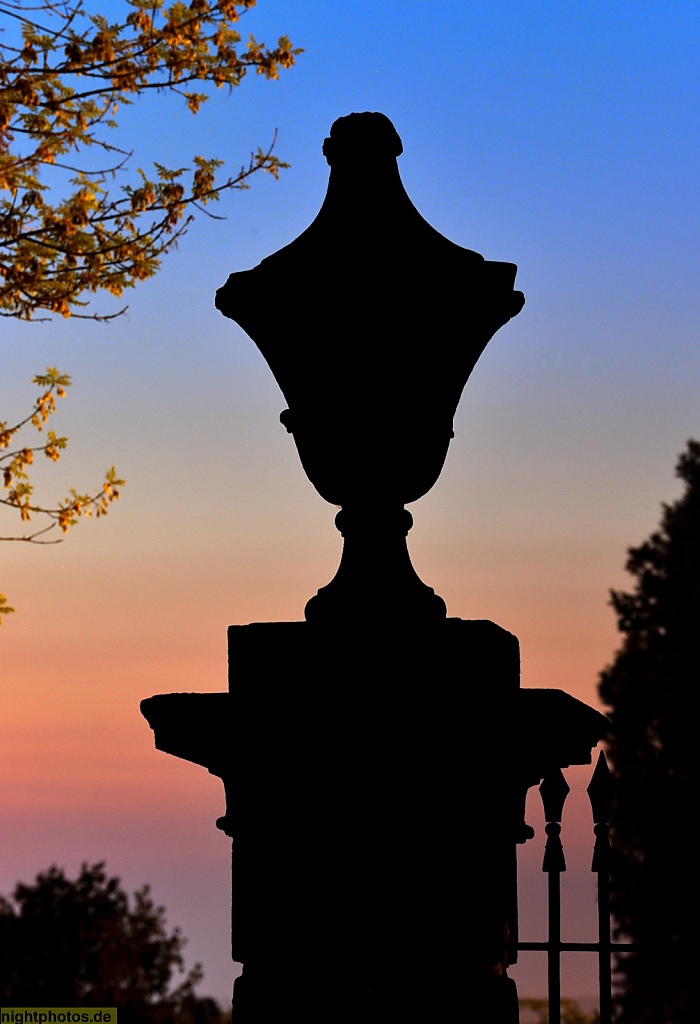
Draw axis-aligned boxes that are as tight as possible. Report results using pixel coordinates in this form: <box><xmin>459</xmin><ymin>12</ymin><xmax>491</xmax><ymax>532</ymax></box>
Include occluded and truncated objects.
<box><xmin>142</xmin><ymin>112</ymin><xmax>608</xmax><ymax>1024</ymax></box>
<box><xmin>215</xmin><ymin>111</ymin><xmax>525</xmax><ymax>624</ymax></box>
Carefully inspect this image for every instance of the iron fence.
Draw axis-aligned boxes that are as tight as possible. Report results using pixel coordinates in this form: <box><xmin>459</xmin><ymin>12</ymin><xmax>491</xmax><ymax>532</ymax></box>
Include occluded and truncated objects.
<box><xmin>517</xmin><ymin>751</ymin><xmax>637</xmax><ymax>1024</ymax></box>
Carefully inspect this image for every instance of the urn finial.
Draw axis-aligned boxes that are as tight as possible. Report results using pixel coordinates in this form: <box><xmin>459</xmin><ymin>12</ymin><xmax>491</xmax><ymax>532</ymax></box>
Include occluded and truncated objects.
<box><xmin>215</xmin><ymin>113</ymin><xmax>525</xmax><ymax>624</ymax></box>
<box><xmin>322</xmin><ymin>110</ymin><xmax>404</xmax><ymax>164</ymax></box>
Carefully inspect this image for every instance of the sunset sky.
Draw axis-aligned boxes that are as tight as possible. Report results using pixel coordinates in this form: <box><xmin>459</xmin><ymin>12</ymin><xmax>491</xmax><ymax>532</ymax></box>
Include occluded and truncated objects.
<box><xmin>2</xmin><ymin>0</ymin><xmax>699</xmax><ymax>1004</ymax></box>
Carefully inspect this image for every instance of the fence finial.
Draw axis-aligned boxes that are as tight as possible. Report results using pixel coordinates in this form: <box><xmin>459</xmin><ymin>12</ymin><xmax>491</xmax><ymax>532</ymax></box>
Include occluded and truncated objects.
<box><xmin>540</xmin><ymin>769</ymin><xmax>570</xmax><ymax>873</ymax></box>
<box><xmin>587</xmin><ymin>750</ymin><xmax>615</xmax><ymax>872</ymax></box>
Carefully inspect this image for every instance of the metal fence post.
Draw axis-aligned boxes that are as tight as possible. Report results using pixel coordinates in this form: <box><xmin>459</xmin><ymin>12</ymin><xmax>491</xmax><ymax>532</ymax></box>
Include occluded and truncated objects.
<box><xmin>539</xmin><ymin>769</ymin><xmax>571</xmax><ymax>1024</ymax></box>
<box><xmin>518</xmin><ymin>752</ymin><xmax>638</xmax><ymax>1023</ymax></box>
<box><xmin>587</xmin><ymin>750</ymin><xmax>615</xmax><ymax>1024</ymax></box>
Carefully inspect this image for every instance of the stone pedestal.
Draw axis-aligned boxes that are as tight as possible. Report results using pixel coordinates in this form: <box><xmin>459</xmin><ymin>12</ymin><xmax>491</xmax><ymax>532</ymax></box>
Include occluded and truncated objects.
<box><xmin>142</xmin><ymin>112</ymin><xmax>607</xmax><ymax>1022</ymax></box>
<box><xmin>142</xmin><ymin>618</ymin><xmax>607</xmax><ymax>1022</ymax></box>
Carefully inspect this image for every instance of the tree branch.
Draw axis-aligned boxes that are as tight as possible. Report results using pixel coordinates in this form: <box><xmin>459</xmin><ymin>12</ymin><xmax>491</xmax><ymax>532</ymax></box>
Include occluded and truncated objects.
<box><xmin>0</xmin><ymin>522</ymin><xmax>62</xmax><ymax>543</ymax></box>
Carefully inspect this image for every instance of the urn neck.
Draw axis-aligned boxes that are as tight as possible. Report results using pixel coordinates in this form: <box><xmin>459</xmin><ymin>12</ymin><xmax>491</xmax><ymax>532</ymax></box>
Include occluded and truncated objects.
<box><xmin>318</xmin><ymin>157</ymin><xmax>417</xmax><ymax>227</ymax></box>
<box><xmin>304</xmin><ymin>505</ymin><xmax>447</xmax><ymax>626</ymax></box>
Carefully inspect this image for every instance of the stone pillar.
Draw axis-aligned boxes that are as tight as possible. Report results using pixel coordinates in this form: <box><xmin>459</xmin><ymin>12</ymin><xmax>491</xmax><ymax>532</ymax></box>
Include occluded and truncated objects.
<box><xmin>142</xmin><ymin>618</ymin><xmax>607</xmax><ymax>1022</ymax></box>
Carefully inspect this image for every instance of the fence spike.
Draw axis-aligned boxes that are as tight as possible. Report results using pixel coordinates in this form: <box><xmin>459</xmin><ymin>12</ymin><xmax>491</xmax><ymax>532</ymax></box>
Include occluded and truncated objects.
<box><xmin>587</xmin><ymin>749</ymin><xmax>615</xmax><ymax>825</ymax></box>
<box><xmin>588</xmin><ymin>750</ymin><xmax>614</xmax><ymax>874</ymax></box>
<box><xmin>540</xmin><ymin>770</ymin><xmax>569</xmax><ymax>874</ymax></box>
<box><xmin>540</xmin><ymin>768</ymin><xmax>570</xmax><ymax>823</ymax></box>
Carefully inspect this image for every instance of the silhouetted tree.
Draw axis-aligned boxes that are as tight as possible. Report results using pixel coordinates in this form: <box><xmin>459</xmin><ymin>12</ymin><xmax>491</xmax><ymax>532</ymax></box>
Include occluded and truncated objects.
<box><xmin>0</xmin><ymin>862</ymin><xmax>229</xmax><ymax>1024</ymax></box>
<box><xmin>519</xmin><ymin>997</ymin><xmax>600</xmax><ymax>1023</ymax></box>
<box><xmin>598</xmin><ymin>440</ymin><xmax>700</xmax><ymax>1023</ymax></box>
<box><xmin>1</xmin><ymin>0</ymin><xmax>300</xmax><ymax>322</ymax></box>
<box><xmin>1</xmin><ymin>368</ymin><xmax>124</xmax><ymax>625</ymax></box>
<box><xmin>1</xmin><ymin>0</ymin><xmax>300</xmax><ymax>621</ymax></box>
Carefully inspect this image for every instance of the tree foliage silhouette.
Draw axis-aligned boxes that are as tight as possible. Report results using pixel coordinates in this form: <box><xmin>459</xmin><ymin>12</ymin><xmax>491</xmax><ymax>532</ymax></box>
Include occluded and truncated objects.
<box><xmin>0</xmin><ymin>862</ymin><xmax>228</xmax><ymax>1023</ymax></box>
<box><xmin>1</xmin><ymin>0</ymin><xmax>298</xmax><ymax>620</ymax></box>
<box><xmin>598</xmin><ymin>439</ymin><xmax>700</xmax><ymax>1023</ymax></box>
<box><xmin>0</xmin><ymin>367</ymin><xmax>124</xmax><ymax>625</ymax></box>
<box><xmin>0</xmin><ymin>0</ymin><xmax>300</xmax><ymax>321</ymax></box>
<box><xmin>519</xmin><ymin>997</ymin><xmax>599</xmax><ymax>1024</ymax></box>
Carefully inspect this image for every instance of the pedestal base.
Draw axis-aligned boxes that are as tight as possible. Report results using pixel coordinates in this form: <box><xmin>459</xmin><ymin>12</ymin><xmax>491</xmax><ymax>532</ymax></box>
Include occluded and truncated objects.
<box><xmin>141</xmin><ymin>617</ymin><xmax>608</xmax><ymax>1023</ymax></box>
<box><xmin>232</xmin><ymin>960</ymin><xmax>519</xmax><ymax>1023</ymax></box>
